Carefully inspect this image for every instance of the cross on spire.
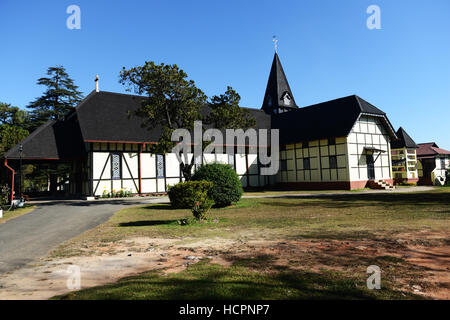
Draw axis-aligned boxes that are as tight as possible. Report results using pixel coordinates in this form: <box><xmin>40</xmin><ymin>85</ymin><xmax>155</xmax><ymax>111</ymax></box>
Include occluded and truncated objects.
<box><xmin>272</xmin><ymin>35</ymin><xmax>278</xmax><ymax>53</ymax></box>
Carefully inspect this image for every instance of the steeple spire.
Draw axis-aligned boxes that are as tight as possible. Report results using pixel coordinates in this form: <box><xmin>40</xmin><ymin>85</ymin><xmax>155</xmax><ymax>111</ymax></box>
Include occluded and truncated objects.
<box><xmin>273</xmin><ymin>35</ymin><xmax>278</xmax><ymax>54</ymax></box>
<box><xmin>261</xmin><ymin>52</ymin><xmax>297</xmax><ymax>114</ymax></box>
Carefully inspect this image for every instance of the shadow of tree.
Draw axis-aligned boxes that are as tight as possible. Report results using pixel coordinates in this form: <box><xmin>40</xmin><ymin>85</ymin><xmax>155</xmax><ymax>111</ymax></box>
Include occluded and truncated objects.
<box><xmin>258</xmin><ymin>192</ymin><xmax>450</xmax><ymax>211</ymax></box>
<box><xmin>119</xmin><ymin>220</ymin><xmax>179</xmax><ymax>227</ymax></box>
<box><xmin>54</xmin><ymin>258</ymin><xmax>421</xmax><ymax>300</ymax></box>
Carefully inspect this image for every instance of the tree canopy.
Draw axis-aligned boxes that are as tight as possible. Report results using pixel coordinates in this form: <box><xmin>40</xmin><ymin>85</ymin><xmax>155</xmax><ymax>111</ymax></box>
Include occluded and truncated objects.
<box><xmin>27</xmin><ymin>66</ymin><xmax>83</xmax><ymax>130</ymax></box>
<box><xmin>0</xmin><ymin>102</ymin><xmax>30</xmax><ymax>157</ymax></box>
<box><xmin>120</xmin><ymin>61</ymin><xmax>256</xmax><ymax>179</ymax></box>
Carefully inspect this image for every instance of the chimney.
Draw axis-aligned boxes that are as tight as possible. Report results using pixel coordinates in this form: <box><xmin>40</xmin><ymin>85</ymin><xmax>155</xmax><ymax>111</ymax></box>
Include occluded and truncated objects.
<box><xmin>95</xmin><ymin>75</ymin><xmax>99</xmax><ymax>92</ymax></box>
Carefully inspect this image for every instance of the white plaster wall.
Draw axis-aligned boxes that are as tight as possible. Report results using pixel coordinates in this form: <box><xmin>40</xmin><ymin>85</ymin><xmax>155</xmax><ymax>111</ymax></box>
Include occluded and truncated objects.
<box><xmin>92</xmin><ymin>145</ymin><xmax>270</xmax><ymax>195</ymax></box>
<box><xmin>141</xmin><ymin>179</ymin><xmax>157</xmax><ymax>193</ymax></box>
<box><xmin>347</xmin><ymin>116</ymin><xmax>392</xmax><ymax>182</ymax></box>
<box><xmin>122</xmin><ymin>153</ymin><xmax>138</xmax><ymax>179</ymax></box>
<box><xmin>141</xmin><ymin>154</ymin><xmax>156</xmax><ymax>179</ymax></box>
<box><xmin>165</xmin><ymin>153</ymin><xmax>181</xmax><ymax>178</ymax></box>
<box><xmin>93</xmin><ymin>153</ymin><xmax>110</xmax><ymax>180</ymax></box>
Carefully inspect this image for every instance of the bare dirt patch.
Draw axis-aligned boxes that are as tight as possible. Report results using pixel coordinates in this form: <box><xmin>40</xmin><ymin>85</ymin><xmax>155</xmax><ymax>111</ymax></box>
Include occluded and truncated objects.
<box><xmin>0</xmin><ymin>230</ymin><xmax>448</xmax><ymax>300</ymax></box>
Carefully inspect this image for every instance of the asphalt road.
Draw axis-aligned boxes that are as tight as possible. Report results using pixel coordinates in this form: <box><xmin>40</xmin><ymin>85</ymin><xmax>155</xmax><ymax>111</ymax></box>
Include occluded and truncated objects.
<box><xmin>0</xmin><ymin>199</ymin><xmax>153</xmax><ymax>274</ymax></box>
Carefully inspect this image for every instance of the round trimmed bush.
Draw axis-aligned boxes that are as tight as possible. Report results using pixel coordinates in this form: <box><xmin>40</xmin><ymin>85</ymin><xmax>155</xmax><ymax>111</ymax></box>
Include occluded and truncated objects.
<box><xmin>192</xmin><ymin>163</ymin><xmax>243</xmax><ymax>208</ymax></box>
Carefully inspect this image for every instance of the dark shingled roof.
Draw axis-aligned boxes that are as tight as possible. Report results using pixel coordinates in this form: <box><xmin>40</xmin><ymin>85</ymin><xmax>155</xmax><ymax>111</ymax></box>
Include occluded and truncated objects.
<box><xmin>261</xmin><ymin>53</ymin><xmax>298</xmax><ymax>114</ymax></box>
<box><xmin>272</xmin><ymin>95</ymin><xmax>397</xmax><ymax>144</ymax></box>
<box><xmin>76</xmin><ymin>91</ymin><xmax>271</xmax><ymax>143</ymax></box>
<box><xmin>5</xmin><ymin>91</ymin><xmax>395</xmax><ymax>159</ymax></box>
<box><xmin>4</xmin><ymin>114</ymin><xmax>85</xmax><ymax>160</ymax></box>
<box><xmin>391</xmin><ymin>127</ymin><xmax>418</xmax><ymax>149</ymax></box>
<box><xmin>5</xmin><ymin>91</ymin><xmax>271</xmax><ymax>159</ymax></box>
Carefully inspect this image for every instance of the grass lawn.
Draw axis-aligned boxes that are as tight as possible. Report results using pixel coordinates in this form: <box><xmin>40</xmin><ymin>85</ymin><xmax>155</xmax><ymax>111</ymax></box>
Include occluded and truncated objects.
<box><xmin>52</xmin><ymin>188</ymin><xmax>450</xmax><ymax>300</ymax></box>
<box><xmin>0</xmin><ymin>205</ymin><xmax>36</xmax><ymax>224</ymax></box>
<box><xmin>54</xmin><ymin>259</ymin><xmax>419</xmax><ymax>300</ymax></box>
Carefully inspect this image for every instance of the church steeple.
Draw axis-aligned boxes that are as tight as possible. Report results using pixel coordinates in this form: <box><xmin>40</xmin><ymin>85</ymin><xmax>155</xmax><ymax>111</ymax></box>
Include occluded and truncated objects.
<box><xmin>261</xmin><ymin>53</ymin><xmax>298</xmax><ymax>115</ymax></box>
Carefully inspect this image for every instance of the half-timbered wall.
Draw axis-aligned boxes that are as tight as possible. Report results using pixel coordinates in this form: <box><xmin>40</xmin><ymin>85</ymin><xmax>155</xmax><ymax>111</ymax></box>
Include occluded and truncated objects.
<box><xmin>346</xmin><ymin>115</ymin><xmax>392</xmax><ymax>182</ymax></box>
<box><xmin>277</xmin><ymin>137</ymin><xmax>349</xmax><ymax>183</ymax></box>
<box><xmin>90</xmin><ymin>143</ymin><xmax>272</xmax><ymax>196</ymax></box>
<box><xmin>276</xmin><ymin>115</ymin><xmax>393</xmax><ymax>187</ymax></box>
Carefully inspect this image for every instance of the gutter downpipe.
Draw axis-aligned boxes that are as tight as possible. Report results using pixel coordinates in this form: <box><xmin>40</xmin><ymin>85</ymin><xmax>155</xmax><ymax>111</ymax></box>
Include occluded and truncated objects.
<box><xmin>4</xmin><ymin>158</ymin><xmax>15</xmax><ymax>204</ymax></box>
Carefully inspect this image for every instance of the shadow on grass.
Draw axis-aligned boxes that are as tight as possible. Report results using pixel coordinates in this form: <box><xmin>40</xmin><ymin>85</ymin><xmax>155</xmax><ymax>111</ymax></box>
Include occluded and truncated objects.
<box><xmin>54</xmin><ymin>259</ymin><xmax>421</xmax><ymax>300</ymax></box>
<box><xmin>260</xmin><ymin>192</ymin><xmax>450</xmax><ymax>209</ymax></box>
<box><xmin>119</xmin><ymin>220</ymin><xmax>179</xmax><ymax>227</ymax></box>
<box><xmin>141</xmin><ymin>204</ymin><xmax>177</xmax><ymax>211</ymax></box>
<box><xmin>287</xmin><ymin>230</ymin><xmax>379</xmax><ymax>241</ymax></box>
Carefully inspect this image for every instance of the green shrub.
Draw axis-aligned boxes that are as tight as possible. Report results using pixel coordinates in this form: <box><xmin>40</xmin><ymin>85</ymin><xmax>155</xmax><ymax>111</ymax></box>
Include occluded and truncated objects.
<box><xmin>168</xmin><ymin>180</ymin><xmax>214</xmax><ymax>209</ymax></box>
<box><xmin>192</xmin><ymin>198</ymin><xmax>214</xmax><ymax>220</ymax></box>
<box><xmin>192</xmin><ymin>163</ymin><xmax>243</xmax><ymax>208</ymax></box>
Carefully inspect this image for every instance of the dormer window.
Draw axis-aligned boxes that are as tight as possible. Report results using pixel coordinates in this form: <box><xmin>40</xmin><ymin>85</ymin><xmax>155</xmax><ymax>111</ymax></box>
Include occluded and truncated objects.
<box><xmin>281</xmin><ymin>92</ymin><xmax>291</xmax><ymax>106</ymax></box>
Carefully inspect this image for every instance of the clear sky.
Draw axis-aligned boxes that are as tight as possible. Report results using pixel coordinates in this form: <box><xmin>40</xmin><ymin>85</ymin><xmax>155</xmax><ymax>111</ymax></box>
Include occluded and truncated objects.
<box><xmin>1</xmin><ymin>0</ymin><xmax>449</xmax><ymax>148</ymax></box>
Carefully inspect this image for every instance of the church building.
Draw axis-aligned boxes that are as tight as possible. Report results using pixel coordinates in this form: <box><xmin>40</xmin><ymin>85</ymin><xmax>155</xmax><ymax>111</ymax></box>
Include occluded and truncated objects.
<box><xmin>4</xmin><ymin>53</ymin><xmax>400</xmax><ymax>197</ymax></box>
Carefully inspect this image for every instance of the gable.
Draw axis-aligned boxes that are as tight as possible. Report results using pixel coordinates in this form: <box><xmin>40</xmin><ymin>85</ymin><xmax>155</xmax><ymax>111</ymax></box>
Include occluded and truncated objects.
<box><xmin>272</xmin><ymin>95</ymin><xmax>396</xmax><ymax>144</ymax></box>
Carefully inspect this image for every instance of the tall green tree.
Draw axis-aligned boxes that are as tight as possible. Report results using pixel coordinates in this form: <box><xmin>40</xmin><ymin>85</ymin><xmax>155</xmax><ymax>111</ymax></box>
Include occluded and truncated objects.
<box><xmin>0</xmin><ymin>102</ymin><xmax>31</xmax><ymax>129</ymax></box>
<box><xmin>0</xmin><ymin>125</ymin><xmax>29</xmax><ymax>157</ymax></box>
<box><xmin>27</xmin><ymin>66</ymin><xmax>83</xmax><ymax>130</ymax></box>
<box><xmin>120</xmin><ymin>61</ymin><xmax>255</xmax><ymax>180</ymax></box>
<box><xmin>0</xmin><ymin>102</ymin><xmax>30</xmax><ymax>157</ymax></box>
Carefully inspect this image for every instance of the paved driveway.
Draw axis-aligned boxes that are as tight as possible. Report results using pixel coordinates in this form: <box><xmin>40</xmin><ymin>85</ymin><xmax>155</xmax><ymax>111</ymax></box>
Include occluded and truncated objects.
<box><xmin>0</xmin><ymin>199</ymin><xmax>154</xmax><ymax>274</ymax></box>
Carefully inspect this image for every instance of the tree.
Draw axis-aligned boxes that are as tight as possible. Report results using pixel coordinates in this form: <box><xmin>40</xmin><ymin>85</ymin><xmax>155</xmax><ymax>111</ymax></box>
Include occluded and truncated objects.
<box><xmin>119</xmin><ymin>61</ymin><xmax>256</xmax><ymax>180</ymax></box>
<box><xmin>0</xmin><ymin>103</ymin><xmax>30</xmax><ymax>157</ymax></box>
<box><xmin>0</xmin><ymin>125</ymin><xmax>29</xmax><ymax>157</ymax></box>
<box><xmin>0</xmin><ymin>102</ymin><xmax>31</xmax><ymax>129</ymax></box>
<box><xmin>206</xmin><ymin>86</ymin><xmax>256</xmax><ymax>129</ymax></box>
<box><xmin>27</xmin><ymin>66</ymin><xmax>83</xmax><ymax>130</ymax></box>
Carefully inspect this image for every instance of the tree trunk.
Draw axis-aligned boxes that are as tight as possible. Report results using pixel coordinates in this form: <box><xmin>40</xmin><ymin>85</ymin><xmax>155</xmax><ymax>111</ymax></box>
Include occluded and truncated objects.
<box><xmin>180</xmin><ymin>162</ymin><xmax>194</xmax><ymax>181</ymax></box>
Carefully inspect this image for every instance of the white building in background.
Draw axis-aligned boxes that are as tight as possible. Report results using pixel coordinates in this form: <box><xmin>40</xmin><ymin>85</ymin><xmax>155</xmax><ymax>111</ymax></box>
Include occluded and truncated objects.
<box><xmin>390</xmin><ymin>127</ymin><xmax>419</xmax><ymax>184</ymax></box>
<box><xmin>5</xmin><ymin>53</ymin><xmax>403</xmax><ymax>196</ymax></box>
<box><xmin>417</xmin><ymin>142</ymin><xmax>450</xmax><ymax>186</ymax></box>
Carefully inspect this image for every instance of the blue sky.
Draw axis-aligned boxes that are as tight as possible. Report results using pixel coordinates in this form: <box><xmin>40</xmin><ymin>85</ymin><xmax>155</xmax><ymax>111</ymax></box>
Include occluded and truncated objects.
<box><xmin>1</xmin><ymin>0</ymin><xmax>449</xmax><ymax>147</ymax></box>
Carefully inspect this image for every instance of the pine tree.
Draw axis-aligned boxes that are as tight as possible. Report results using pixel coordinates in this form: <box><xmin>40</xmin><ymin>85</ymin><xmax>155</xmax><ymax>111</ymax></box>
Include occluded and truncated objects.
<box><xmin>27</xmin><ymin>66</ymin><xmax>83</xmax><ymax>130</ymax></box>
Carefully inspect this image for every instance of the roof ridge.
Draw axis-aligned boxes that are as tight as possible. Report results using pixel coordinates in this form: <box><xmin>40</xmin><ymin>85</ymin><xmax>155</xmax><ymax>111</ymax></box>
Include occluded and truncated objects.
<box><xmin>4</xmin><ymin>119</ymin><xmax>56</xmax><ymax>158</ymax></box>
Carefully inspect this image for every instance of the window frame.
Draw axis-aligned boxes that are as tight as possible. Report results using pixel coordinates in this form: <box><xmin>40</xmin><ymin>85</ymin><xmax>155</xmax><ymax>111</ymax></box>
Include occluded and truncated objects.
<box><xmin>111</xmin><ymin>153</ymin><xmax>122</xmax><ymax>180</ymax></box>
<box><xmin>281</xmin><ymin>159</ymin><xmax>287</xmax><ymax>171</ymax></box>
<box><xmin>329</xmin><ymin>155</ymin><xmax>337</xmax><ymax>169</ymax></box>
<box><xmin>303</xmin><ymin>158</ymin><xmax>311</xmax><ymax>170</ymax></box>
<box><xmin>156</xmin><ymin>154</ymin><xmax>165</xmax><ymax>178</ymax></box>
